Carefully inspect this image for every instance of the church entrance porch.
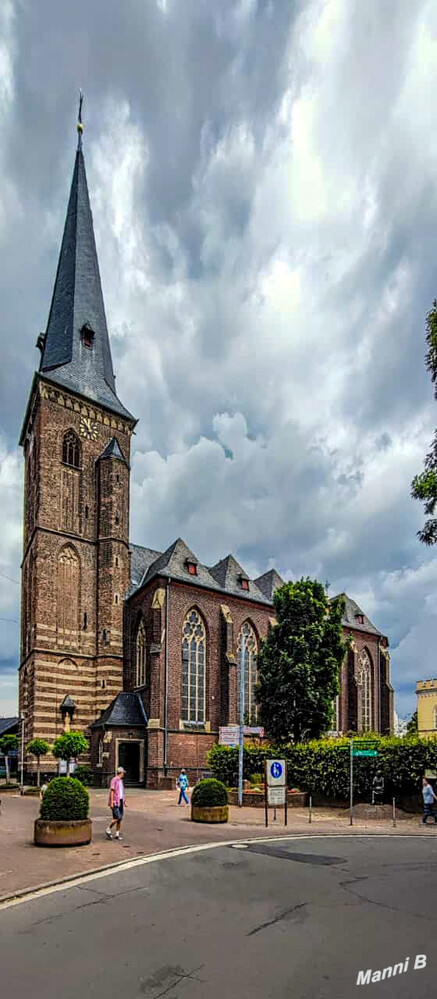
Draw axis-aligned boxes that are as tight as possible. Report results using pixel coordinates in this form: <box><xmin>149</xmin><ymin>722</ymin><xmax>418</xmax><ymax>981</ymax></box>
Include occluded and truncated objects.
<box><xmin>117</xmin><ymin>739</ymin><xmax>144</xmax><ymax>785</ymax></box>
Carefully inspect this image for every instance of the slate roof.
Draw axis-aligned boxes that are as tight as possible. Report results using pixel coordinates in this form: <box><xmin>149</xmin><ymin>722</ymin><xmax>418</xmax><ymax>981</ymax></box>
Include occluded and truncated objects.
<box><xmin>129</xmin><ymin>539</ymin><xmax>272</xmax><ymax>606</ymax></box>
<box><xmin>99</xmin><ymin>437</ymin><xmax>127</xmax><ymax>463</ymax></box>
<box><xmin>0</xmin><ymin>717</ymin><xmax>20</xmax><ymax>737</ymax></box>
<box><xmin>333</xmin><ymin>593</ymin><xmax>384</xmax><ymax>637</ymax></box>
<box><xmin>91</xmin><ymin>692</ymin><xmax>148</xmax><ymax>729</ymax></box>
<box><xmin>38</xmin><ymin>146</ymin><xmax>134</xmax><ymax>422</ymax></box>
<box><xmin>254</xmin><ymin>569</ymin><xmax>285</xmax><ymax>601</ymax></box>
<box><xmin>209</xmin><ymin>554</ymin><xmax>269</xmax><ymax>603</ymax></box>
<box><xmin>130</xmin><ymin>544</ymin><xmax>163</xmax><ymax>592</ymax></box>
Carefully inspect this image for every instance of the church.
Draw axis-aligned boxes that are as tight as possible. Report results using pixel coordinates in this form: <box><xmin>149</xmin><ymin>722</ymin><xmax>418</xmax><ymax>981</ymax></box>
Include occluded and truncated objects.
<box><xmin>18</xmin><ymin>119</ymin><xmax>394</xmax><ymax>787</ymax></box>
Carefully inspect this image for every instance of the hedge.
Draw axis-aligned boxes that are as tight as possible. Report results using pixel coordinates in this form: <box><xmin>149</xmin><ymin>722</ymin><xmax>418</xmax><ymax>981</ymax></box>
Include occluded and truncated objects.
<box><xmin>40</xmin><ymin>777</ymin><xmax>90</xmax><ymax>821</ymax></box>
<box><xmin>207</xmin><ymin>737</ymin><xmax>437</xmax><ymax>801</ymax></box>
<box><xmin>191</xmin><ymin>779</ymin><xmax>228</xmax><ymax>807</ymax></box>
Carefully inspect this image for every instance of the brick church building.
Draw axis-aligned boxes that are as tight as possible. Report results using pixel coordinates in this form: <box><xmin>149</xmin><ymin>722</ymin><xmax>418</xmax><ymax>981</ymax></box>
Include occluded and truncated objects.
<box><xmin>18</xmin><ymin>124</ymin><xmax>394</xmax><ymax>786</ymax></box>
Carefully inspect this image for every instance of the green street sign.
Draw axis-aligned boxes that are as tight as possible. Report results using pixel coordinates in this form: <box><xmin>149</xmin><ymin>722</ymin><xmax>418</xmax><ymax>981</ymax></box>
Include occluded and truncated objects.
<box><xmin>353</xmin><ymin>750</ymin><xmax>378</xmax><ymax>758</ymax></box>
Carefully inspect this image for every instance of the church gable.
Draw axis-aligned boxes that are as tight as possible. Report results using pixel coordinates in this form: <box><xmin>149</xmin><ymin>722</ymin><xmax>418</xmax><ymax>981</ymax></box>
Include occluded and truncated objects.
<box><xmin>254</xmin><ymin>568</ymin><xmax>285</xmax><ymax>601</ymax></box>
<box><xmin>209</xmin><ymin>554</ymin><xmax>268</xmax><ymax>603</ymax></box>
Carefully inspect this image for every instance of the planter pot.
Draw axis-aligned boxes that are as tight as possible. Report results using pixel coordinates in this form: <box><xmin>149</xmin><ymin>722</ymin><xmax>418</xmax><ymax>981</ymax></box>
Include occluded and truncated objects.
<box><xmin>34</xmin><ymin>818</ymin><xmax>92</xmax><ymax>847</ymax></box>
<box><xmin>191</xmin><ymin>804</ymin><xmax>229</xmax><ymax>824</ymax></box>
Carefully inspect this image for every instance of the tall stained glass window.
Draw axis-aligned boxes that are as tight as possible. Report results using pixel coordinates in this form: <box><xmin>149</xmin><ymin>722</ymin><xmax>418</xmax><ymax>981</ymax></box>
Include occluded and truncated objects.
<box><xmin>358</xmin><ymin>649</ymin><xmax>372</xmax><ymax>732</ymax></box>
<box><xmin>182</xmin><ymin>609</ymin><xmax>206</xmax><ymax>722</ymax></box>
<box><xmin>237</xmin><ymin>621</ymin><xmax>258</xmax><ymax>724</ymax></box>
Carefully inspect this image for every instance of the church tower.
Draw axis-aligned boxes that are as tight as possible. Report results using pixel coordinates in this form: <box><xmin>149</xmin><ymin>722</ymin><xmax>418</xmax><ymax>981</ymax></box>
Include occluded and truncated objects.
<box><xmin>19</xmin><ymin>105</ymin><xmax>136</xmax><ymax>771</ymax></box>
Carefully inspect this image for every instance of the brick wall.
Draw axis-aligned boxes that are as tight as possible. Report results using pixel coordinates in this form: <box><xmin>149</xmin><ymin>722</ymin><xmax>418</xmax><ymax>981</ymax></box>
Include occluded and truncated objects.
<box><xmin>126</xmin><ymin>577</ymin><xmax>275</xmax><ymax>784</ymax></box>
<box><xmin>19</xmin><ymin>378</ymin><xmax>134</xmax><ymax>771</ymax></box>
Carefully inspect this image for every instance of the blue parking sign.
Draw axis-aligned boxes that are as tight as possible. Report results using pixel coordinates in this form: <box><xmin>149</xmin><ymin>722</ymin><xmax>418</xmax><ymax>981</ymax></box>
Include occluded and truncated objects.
<box><xmin>271</xmin><ymin>761</ymin><xmax>283</xmax><ymax>779</ymax></box>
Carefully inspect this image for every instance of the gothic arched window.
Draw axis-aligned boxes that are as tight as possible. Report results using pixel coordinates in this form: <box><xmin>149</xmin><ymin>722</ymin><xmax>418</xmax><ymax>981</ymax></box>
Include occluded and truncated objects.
<box><xmin>358</xmin><ymin>649</ymin><xmax>372</xmax><ymax>732</ymax></box>
<box><xmin>135</xmin><ymin>619</ymin><xmax>147</xmax><ymax>688</ymax></box>
<box><xmin>62</xmin><ymin>430</ymin><xmax>80</xmax><ymax>469</ymax></box>
<box><xmin>57</xmin><ymin>545</ymin><xmax>80</xmax><ymax>643</ymax></box>
<box><xmin>237</xmin><ymin>621</ymin><xmax>258</xmax><ymax>724</ymax></box>
<box><xmin>181</xmin><ymin>609</ymin><xmax>206</xmax><ymax>722</ymax></box>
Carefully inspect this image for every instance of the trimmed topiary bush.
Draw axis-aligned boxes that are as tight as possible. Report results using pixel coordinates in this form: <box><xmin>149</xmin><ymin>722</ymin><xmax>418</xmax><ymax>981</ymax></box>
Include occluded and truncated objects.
<box><xmin>40</xmin><ymin>777</ymin><xmax>89</xmax><ymax>821</ymax></box>
<box><xmin>191</xmin><ymin>778</ymin><xmax>228</xmax><ymax>808</ymax></box>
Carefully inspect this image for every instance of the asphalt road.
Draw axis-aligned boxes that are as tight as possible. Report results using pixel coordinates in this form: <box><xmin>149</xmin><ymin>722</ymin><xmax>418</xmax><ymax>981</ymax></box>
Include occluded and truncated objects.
<box><xmin>1</xmin><ymin>835</ymin><xmax>436</xmax><ymax>999</ymax></box>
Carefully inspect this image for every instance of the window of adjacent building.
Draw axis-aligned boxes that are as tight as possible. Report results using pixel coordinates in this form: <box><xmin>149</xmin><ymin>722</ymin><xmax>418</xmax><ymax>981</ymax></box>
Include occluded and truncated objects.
<box><xmin>181</xmin><ymin>609</ymin><xmax>206</xmax><ymax>723</ymax></box>
<box><xmin>186</xmin><ymin>561</ymin><xmax>197</xmax><ymax>576</ymax></box>
<box><xmin>358</xmin><ymin>649</ymin><xmax>372</xmax><ymax>732</ymax></box>
<box><xmin>237</xmin><ymin>621</ymin><xmax>258</xmax><ymax>724</ymax></box>
<box><xmin>240</xmin><ymin>576</ymin><xmax>249</xmax><ymax>591</ymax></box>
<box><xmin>62</xmin><ymin>430</ymin><xmax>81</xmax><ymax>469</ymax></box>
<box><xmin>135</xmin><ymin>619</ymin><xmax>147</xmax><ymax>687</ymax></box>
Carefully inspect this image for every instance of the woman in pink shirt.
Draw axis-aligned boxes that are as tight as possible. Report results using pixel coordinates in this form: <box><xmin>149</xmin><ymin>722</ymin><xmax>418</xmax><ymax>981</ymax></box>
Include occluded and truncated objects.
<box><xmin>106</xmin><ymin>766</ymin><xmax>126</xmax><ymax>840</ymax></box>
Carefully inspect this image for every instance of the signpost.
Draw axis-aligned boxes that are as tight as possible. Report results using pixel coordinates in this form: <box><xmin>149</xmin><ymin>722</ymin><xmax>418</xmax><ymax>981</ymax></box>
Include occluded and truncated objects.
<box><xmin>238</xmin><ymin>630</ymin><xmax>246</xmax><ymax>807</ymax></box>
<box><xmin>219</xmin><ymin>726</ymin><xmax>239</xmax><ymax>747</ymax></box>
<box><xmin>338</xmin><ymin>739</ymin><xmax>379</xmax><ymax>825</ymax></box>
<box><xmin>264</xmin><ymin>759</ymin><xmax>288</xmax><ymax>827</ymax></box>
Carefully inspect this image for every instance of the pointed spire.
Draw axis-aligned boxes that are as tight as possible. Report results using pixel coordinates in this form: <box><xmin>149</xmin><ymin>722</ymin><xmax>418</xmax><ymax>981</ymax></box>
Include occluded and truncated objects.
<box><xmin>38</xmin><ymin>101</ymin><xmax>134</xmax><ymax>421</ymax></box>
<box><xmin>77</xmin><ymin>89</ymin><xmax>84</xmax><ymax>150</ymax></box>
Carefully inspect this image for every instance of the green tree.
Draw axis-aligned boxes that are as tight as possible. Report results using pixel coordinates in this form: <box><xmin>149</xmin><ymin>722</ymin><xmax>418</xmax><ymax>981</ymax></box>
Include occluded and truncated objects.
<box><xmin>406</xmin><ymin>710</ymin><xmax>418</xmax><ymax>736</ymax></box>
<box><xmin>0</xmin><ymin>734</ymin><xmax>19</xmax><ymax>782</ymax></box>
<box><xmin>26</xmin><ymin>738</ymin><xmax>51</xmax><ymax>786</ymax></box>
<box><xmin>411</xmin><ymin>300</ymin><xmax>437</xmax><ymax>544</ymax></box>
<box><xmin>52</xmin><ymin>732</ymin><xmax>89</xmax><ymax>776</ymax></box>
<box><xmin>256</xmin><ymin>579</ymin><xmax>347</xmax><ymax>744</ymax></box>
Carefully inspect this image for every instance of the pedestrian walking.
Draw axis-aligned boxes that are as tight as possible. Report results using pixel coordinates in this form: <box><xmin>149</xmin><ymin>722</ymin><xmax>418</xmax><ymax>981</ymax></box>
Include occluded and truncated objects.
<box><xmin>106</xmin><ymin>766</ymin><xmax>126</xmax><ymax>840</ymax></box>
<box><xmin>422</xmin><ymin>777</ymin><xmax>437</xmax><ymax>825</ymax></box>
<box><xmin>176</xmin><ymin>769</ymin><xmax>189</xmax><ymax>806</ymax></box>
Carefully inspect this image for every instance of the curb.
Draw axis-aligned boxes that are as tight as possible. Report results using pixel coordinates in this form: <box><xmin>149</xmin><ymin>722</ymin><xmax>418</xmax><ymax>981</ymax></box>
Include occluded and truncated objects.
<box><xmin>0</xmin><ymin>831</ymin><xmax>434</xmax><ymax>910</ymax></box>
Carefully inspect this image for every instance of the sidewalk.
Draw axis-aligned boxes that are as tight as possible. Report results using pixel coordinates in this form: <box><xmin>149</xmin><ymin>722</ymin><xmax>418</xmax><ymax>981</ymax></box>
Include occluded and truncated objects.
<box><xmin>0</xmin><ymin>788</ymin><xmax>431</xmax><ymax>903</ymax></box>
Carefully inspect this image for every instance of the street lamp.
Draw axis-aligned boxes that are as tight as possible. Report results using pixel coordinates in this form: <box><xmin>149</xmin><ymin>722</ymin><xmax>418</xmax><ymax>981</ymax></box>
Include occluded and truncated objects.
<box><xmin>20</xmin><ymin>714</ymin><xmax>25</xmax><ymax>795</ymax></box>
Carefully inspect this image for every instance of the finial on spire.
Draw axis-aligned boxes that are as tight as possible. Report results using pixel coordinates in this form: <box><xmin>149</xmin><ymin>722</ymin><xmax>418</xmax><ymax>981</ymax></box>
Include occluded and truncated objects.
<box><xmin>77</xmin><ymin>90</ymin><xmax>84</xmax><ymax>149</ymax></box>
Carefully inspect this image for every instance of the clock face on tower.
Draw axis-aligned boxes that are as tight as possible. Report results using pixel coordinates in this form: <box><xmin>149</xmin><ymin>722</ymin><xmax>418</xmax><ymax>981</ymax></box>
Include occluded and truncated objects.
<box><xmin>79</xmin><ymin>416</ymin><xmax>99</xmax><ymax>441</ymax></box>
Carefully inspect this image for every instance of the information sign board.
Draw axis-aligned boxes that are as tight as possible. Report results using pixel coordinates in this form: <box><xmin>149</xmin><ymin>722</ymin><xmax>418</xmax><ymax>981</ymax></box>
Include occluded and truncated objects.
<box><xmin>219</xmin><ymin>726</ymin><xmax>239</xmax><ymax>747</ymax></box>
<box><xmin>266</xmin><ymin>759</ymin><xmax>286</xmax><ymax>786</ymax></box>
<box><xmin>353</xmin><ymin>749</ymin><xmax>378</xmax><ymax>758</ymax></box>
<box><xmin>267</xmin><ymin>786</ymin><xmax>286</xmax><ymax>806</ymax></box>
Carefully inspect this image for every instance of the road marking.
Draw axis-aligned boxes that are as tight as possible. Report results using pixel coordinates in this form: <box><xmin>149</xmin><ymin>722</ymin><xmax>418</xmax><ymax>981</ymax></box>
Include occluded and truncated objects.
<box><xmin>0</xmin><ymin>834</ymin><xmax>431</xmax><ymax>911</ymax></box>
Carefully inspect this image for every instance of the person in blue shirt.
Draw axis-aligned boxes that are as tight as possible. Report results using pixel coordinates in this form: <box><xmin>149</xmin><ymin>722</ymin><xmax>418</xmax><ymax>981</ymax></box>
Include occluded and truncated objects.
<box><xmin>422</xmin><ymin>777</ymin><xmax>437</xmax><ymax>824</ymax></box>
<box><xmin>176</xmin><ymin>769</ymin><xmax>189</xmax><ymax>806</ymax></box>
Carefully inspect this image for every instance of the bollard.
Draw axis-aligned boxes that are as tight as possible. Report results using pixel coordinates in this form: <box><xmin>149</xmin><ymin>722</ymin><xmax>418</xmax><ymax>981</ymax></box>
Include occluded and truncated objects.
<box><xmin>309</xmin><ymin>795</ymin><xmax>312</xmax><ymax>824</ymax></box>
<box><xmin>392</xmin><ymin>797</ymin><xmax>396</xmax><ymax>828</ymax></box>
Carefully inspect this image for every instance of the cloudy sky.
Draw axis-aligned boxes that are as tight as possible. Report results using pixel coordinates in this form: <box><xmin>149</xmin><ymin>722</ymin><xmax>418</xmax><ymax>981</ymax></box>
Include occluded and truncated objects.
<box><xmin>1</xmin><ymin>0</ymin><xmax>436</xmax><ymax>719</ymax></box>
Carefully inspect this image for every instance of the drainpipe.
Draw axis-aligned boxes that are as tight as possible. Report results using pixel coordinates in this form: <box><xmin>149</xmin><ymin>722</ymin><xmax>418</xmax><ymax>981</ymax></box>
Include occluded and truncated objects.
<box><xmin>163</xmin><ymin>578</ymin><xmax>171</xmax><ymax>776</ymax></box>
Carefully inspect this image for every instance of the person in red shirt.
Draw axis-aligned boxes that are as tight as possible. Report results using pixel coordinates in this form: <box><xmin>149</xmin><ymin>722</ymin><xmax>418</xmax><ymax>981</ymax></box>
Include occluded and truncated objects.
<box><xmin>106</xmin><ymin>767</ymin><xmax>126</xmax><ymax>840</ymax></box>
